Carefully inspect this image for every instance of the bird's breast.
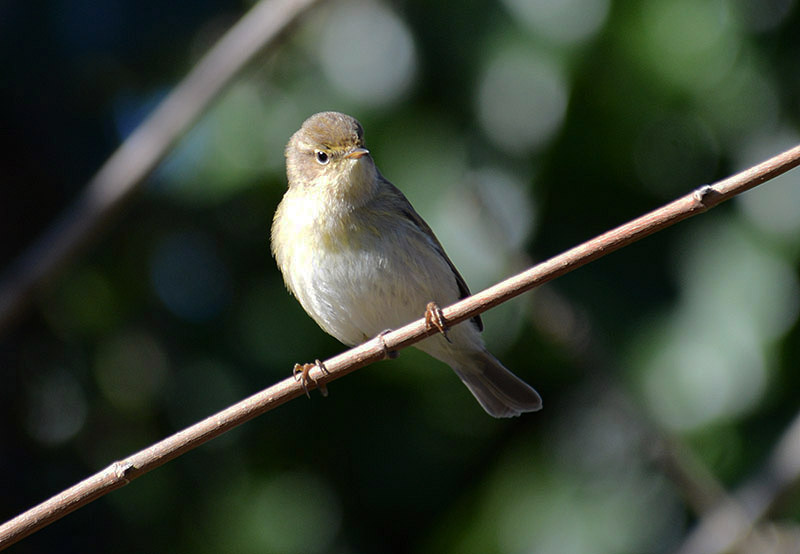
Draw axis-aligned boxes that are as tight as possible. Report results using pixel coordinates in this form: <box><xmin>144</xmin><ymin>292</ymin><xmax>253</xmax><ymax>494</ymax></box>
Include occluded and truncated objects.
<box><xmin>273</xmin><ymin>191</ymin><xmax>464</xmax><ymax>347</ymax></box>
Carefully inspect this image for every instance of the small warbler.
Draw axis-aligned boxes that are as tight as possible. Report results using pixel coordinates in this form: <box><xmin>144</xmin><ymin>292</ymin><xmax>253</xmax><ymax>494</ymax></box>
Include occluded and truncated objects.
<box><xmin>271</xmin><ymin>111</ymin><xmax>542</xmax><ymax>417</ymax></box>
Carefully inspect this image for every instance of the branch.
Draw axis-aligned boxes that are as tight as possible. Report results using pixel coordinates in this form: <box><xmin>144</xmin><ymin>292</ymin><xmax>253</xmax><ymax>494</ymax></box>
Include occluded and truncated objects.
<box><xmin>652</xmin><ymin>435</ymin><xmax>730</xmax><ymax>516</ymax></box>
<box><xmin>2</xmin><ymin>144</ymin><xmax>799</xmax><ymax>550</ymax></box>
<box><xmin>0</xmin><ymin>0</ymin><xmax>323</xmax><ymax>336</ymax></box>
<box><xmin>673</xmin><ymin>409</ymin><xmax>800</xmax><ymax>554</ymax></box>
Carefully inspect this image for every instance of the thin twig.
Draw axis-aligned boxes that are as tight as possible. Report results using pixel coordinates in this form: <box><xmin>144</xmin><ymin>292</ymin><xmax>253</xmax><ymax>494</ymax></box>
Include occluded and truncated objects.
<box><xmin>652</xmin><ymin>435</ymin><xmax>730</xmax><ymax>516</ymax></box>
<box><xmin>434</xmin><ymin>144</ymin><xmax>800</xmax><ymax>329</ymax></box>
<box><xmin>673</xmin><ymin>410</ymin><xmax>800</xmax><ymax>554</ymax></box>
<box><xmin>0</xmin><ymin>0</ymin><xmax>323</xmax><ymax>336</ymax></box>
<box><xmin>2</xmin><ymin>144</ymin><xmax>799</xmax><ymax>550</ymax></box>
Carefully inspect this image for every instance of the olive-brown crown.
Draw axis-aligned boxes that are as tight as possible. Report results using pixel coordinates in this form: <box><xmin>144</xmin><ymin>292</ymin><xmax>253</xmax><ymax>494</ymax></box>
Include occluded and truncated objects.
<box><xmin>289</xmin><ymin>111</ymin><xmax>365</xmax><ymax>154</ymax></box>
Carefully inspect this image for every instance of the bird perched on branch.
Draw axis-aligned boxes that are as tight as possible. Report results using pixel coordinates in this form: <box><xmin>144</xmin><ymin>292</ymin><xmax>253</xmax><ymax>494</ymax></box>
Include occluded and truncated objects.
<box><xmin>271</xmin><ymin>111</ymin><xmax>542</xmax><ymax>417</ymax></box>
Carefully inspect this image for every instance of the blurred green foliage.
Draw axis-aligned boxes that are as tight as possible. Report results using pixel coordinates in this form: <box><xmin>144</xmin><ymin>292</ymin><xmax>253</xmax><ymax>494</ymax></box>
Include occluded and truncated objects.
<box><xmin>2</xmin><ymin>0</ymin><xmax>800</xmax><ymax>552</ymax></box>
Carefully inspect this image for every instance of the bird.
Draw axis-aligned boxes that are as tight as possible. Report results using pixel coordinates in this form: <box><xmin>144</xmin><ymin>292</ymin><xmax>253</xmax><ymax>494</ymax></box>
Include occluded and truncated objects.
<box><xmin>271</xmin><ymin>111</ymin><xmax>542</xmax><ymax>417</ymax></box>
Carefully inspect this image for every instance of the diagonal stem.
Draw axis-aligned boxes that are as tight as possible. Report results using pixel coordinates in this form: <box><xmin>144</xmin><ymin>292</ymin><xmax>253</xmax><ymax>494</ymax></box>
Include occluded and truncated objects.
<box><xmin>0</xmin><ymin>0</ymin><xmax>323</xmax><ymax>336</ymax></box>
<box><xmin>2</xmin><ymin>142</ymin><xmax>799</xmax><ymax>550</ymax></box>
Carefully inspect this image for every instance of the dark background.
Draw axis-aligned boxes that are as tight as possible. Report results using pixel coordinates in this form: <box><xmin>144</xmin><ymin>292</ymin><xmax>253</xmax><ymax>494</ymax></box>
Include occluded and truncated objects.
<box><xmin>2</xmin><ymin>0</ymin><xmax>800</xmax><ymax>552</ymax></box>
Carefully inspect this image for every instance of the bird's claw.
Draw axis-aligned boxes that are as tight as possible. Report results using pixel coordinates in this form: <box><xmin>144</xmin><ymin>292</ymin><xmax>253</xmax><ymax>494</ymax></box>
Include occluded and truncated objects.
<box><xmin>425</xmin><ymin>301</ymin><xmax>451</xmax><ymax>343</ymax></box>
<box><xmin>293</xmin><ymin>359</ymin><xmax>329</xmax><ymax>398</ymax></box>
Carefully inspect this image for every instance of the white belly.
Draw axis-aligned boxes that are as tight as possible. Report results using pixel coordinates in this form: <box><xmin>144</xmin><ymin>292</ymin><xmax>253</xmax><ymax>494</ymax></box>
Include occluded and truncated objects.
<box><xmin>272</xmin><ymin>189</ymin><xmax>485</xmax><ymax>360</ymax></box>
<box><xmin>288</xmin><ymin>228</ymin><xmax>459</xmax><ymax>346</ymax></box>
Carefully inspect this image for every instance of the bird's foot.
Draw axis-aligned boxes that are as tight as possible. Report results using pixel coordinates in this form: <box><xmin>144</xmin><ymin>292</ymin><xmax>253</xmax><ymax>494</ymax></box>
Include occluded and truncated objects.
<box><xmin>292</xmin><ymin>359</ymin><xmax>329</xmax><ymax>398</ymax></box>
<box><xmin>425</xmin><ymin>301</ymin><xmax>451</xmax><ymax>343</ymax></box>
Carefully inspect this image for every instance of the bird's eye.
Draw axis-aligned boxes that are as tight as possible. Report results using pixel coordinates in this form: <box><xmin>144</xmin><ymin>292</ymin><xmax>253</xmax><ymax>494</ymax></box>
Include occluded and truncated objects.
<box><xmin>315</xmin><ymin>150</ymin><xmax>330</xmax><ymax>165</ymax></box>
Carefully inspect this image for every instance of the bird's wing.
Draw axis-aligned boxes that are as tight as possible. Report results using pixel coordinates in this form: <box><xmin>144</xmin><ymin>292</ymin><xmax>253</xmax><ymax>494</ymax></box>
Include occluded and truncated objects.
<box><xmin>384</xmin><ymin>179</ymin><xmax>484</xmax><ymax>332</ymax></box>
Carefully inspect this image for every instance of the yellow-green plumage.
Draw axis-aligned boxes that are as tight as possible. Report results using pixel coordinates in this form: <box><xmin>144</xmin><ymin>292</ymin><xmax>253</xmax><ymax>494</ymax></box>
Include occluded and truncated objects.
<box><xmin>271</xmin><ymin>111</ymin><xmax>542</xmax><ymax>417</ymax></box>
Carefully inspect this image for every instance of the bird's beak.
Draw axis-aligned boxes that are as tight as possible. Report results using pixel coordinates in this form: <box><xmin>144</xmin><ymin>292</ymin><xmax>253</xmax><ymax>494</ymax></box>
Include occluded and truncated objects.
<box><xmin>344</xmin><ymin>147</ymin><xmax>370</xmax><ymax>159</ymax></box>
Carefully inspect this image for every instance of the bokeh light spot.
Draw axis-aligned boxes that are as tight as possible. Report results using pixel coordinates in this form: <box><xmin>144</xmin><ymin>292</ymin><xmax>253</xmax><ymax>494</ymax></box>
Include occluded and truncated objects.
<box><xmin>637</xmin><ymin>220</ymin><xmax>799</xmax><ymax>430</ymax></box>
<box><xmin>219</xmin><ymin>472</ymin><xmax>342</xmax><ymax>554</ymax></box>
<box><xmin>502</xmin><ymin>0</ymin><xmax>610</xmax><ymax>45</ymax></box>
<box><xmin>477</xmin><ymin>48</ymin><xmax>568</xmax><ymax>155</ymax></box>
<box><xmin>637</xmin><ymin>0</ymin><xmax>739</xmax><ymax>92</ymax></box>
<box><xmin>642</xmin><ymin>325</ymin><xmax>765</xmax><ymax>431</ymax></box>
<box><xmin>318</xmin><ymin>1</ymin><xmax>417</xmax><ymax>106</ymax></box>
<box><xmin>44</xmin><ymin>265</ymin><xmax>119</xmax><ymax>337</ymax></box>
<box><xmin>737</xmin><ymin>129</ymin><xmax>800</xmax><ymax>239</ymax></box>
<box><xmin>25</xmin><ymin>368</ymin><xmax>87</xmax><ymax>446</ymax></box>
<box><xmin>94</xmin><ymin>330</ymin><xmax>169</xmax><ymax>413</ymax></box>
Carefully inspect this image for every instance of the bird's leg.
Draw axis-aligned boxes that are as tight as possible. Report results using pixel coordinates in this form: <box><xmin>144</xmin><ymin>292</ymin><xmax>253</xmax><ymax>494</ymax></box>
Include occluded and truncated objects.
<box><xmin>425</xmin><ymin>301</ymin><xmax>451</xmax><ymax>343</ymax></box>
<box><xmin>292</xmin><ymin>359</ymin><xmax>329</xmax><ymax>398</ymax></box>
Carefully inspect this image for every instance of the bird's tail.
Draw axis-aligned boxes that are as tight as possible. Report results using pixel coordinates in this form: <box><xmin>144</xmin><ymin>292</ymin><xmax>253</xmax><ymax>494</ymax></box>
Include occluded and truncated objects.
<box><xmin>451</xmin><ymin>350</ymin><xmax>542</xmax><ymax>418</ymax></box>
